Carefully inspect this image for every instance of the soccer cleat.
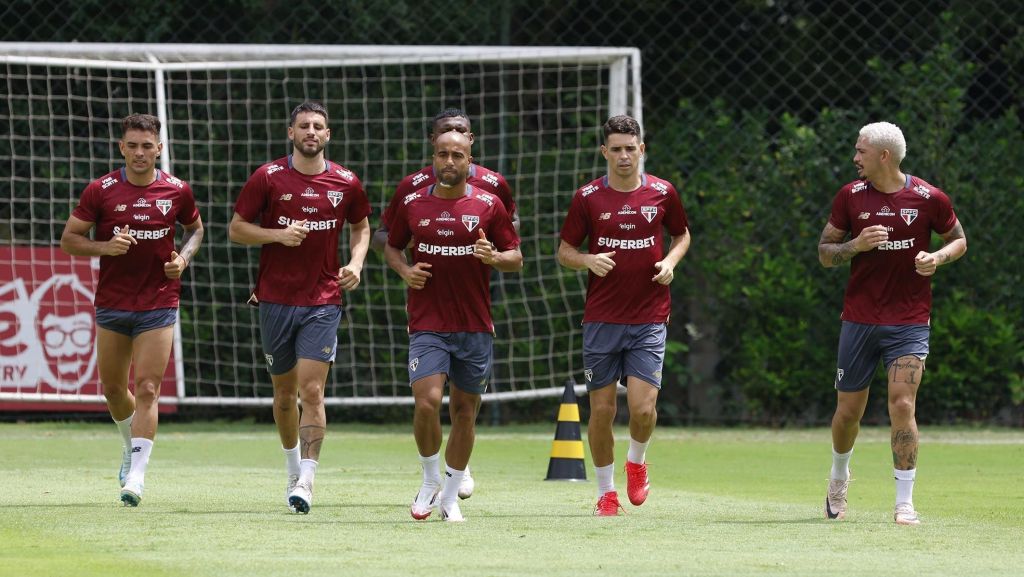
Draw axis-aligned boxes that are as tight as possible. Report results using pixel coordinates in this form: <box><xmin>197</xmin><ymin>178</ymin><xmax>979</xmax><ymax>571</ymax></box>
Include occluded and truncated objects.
<box><xmin>285</xmin><ymin>474</ymin><xmax>300</xmax><ymax>512</ymax></box>
<box><xmin>894</xmin><ymin>503</ymin><xmax>921</xmax><ymax>526</ymax></box>
<box><xmin>594</xmin><ymin>491</ymin><xmax>624</xmax><ymax>517</ymax></box>
<box><xmin>458</xmin><ymin>466</ymin><xmax>475</xmax><ymax>500</ymax></box>
<box><xmin>439</xmin><ymin>500</ymin><xmax>465</xmax><ymax>522</ymax></box>
<box><xmin>120</xmin><ymin>477</ymin><xmax>144</xmax><ymax>507</ymax></box>
<box><xmin>825</xmin><ymin>478</ymin><xmax>849</xmax><ymax>520</ymax></box>
<box><xmin>288</xmin><ymin>479</ymin><xmax>313</xmax><ymax>514</ymax></box>
<box><xmin>624</xmin><ymin>461</ymin><xmax>650</xmax><ymax>506</ymax></box>
<box><xmin>410</xmin><ymin>483</ymin><xmax>440</xmax><ymax>520</ymax></box>
<box><xmin>118</xmin><ymin>445</ymin><xmax>131</xmax><ymax>488</ymax></box>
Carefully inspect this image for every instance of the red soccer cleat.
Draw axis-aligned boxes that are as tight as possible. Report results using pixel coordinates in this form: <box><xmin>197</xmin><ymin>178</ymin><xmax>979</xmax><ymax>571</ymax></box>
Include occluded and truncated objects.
<box><xmin>624</xmin><ymin>461</ymin><xmax>650</xmax><ymax>506</ymax></box>
<box><xmin>594</xmin><ymin>491</ymin><xmax>625</xmax><ymax>516</ymax></box>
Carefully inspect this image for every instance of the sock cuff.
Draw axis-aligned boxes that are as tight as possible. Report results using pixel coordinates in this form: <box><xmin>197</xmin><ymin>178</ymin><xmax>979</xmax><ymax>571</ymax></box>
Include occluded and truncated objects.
<box><xmin>831</xmin><ymin>446</ymin><xmax>853</xmax><ymax>457</ymax></box>
<box><xmin>894</xmin><ymin>468</ymin><xmax>916</xmax><ymax>481</ymax></box>
<box><xmin>131</xmin><ymin>437</ymin><xmax>154</xmax><ymax>448</ymax></box>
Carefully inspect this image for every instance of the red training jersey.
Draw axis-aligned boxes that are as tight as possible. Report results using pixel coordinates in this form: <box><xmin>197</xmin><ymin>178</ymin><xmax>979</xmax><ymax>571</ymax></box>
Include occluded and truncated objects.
<box><xmin>828</xmin><ymin>175</ymin><xmax>957</xmax><ymax>325</ymax></box>
<box><xmin>560</xmin><ymin>174</ymin><xmax>689</xmax><ymax>324</ymax></box>
<box><xmin>72</xmin><ymin>168</ymin><xmax>200</xmax><ymax>311</ymax></box>
<box><xmin>388</xmin><ymin>185</ymin><xmax>521</xmax><ymax>333</ymax></box>
<box><xmin>380</xmin><ymin>164</ymin><xmax>515</xmax><ymax>230</ymax></box>
<box><xmin>234</xmin><ymin>156</ymin><xmax>371</xmax><ymax>306</ymax></box>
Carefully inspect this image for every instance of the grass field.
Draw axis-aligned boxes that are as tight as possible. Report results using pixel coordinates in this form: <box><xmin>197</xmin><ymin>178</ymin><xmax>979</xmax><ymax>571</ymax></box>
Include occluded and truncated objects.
<box><xmin>1</xmin><ymin>422</ymin><xmax>1021</xmax><ymax>577</ymax></box>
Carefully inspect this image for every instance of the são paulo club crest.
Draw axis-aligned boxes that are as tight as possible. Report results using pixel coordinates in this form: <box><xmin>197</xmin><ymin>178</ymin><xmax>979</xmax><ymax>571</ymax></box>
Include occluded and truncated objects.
<box><xmin>641</xmin><ymin>206</ymin><xmax>658</xmax><ymax>223</ymax></box>
<box><xmin>155</xmin><ymin>199</ymin><xmax>172</xmax><ymax>215</ymax></box>
<box><xmin>462</xmin><ymin>215</ymin><xmax>480</xmax><ymax>232</ymax></box>
<box><xmin>900</xmin><ymin>208</ymin><xmax>918</xmax><ymax>225</ymax></box>
<box><xmin>327</xmin><ymin>190</ymin><xmax>344</xmax><ymax>207</ymax></box>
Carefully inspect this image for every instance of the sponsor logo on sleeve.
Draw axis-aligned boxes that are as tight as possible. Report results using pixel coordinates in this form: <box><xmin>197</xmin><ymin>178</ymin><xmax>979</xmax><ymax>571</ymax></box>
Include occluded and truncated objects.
<box><xmin>165</xmin><ymin>175</ymin><xmax>184</xmax><ymax>189</ymax></box>
<box><xmin>462</xmin><ymin>215</ymin><xmax>480</xmax><ymax>232</ymax></box>
<box><xmin>581</xmin><ymin>184</ymin><xmax>599</xmax><ymax>197</ymax></box>
<box><xmin>403</xmin><ymin>192</ymin><xmax>421</xmax><ymax>205</ymax></box>
<box><xmin>411</xmin><ymin>172</ymin><xmax>431</xmax><ymax>188</ymax></box>
<box><xmin>851</xmin><ymin>182</ymin><xmax>868</xmax><ymax>194</ymax></box>
<box><xmin>913</xmin><ymin>184</ymin><xmax>931</xmax><ymax>199</ymax></box>
<box><xmin>266</xmin><ymin>164</ymin><xmax>284</xmax><ymax>176</ymax></box>
<box><xmin>101</xmin><ymin>176</ymin><xmax>118</xmax><ymax>189</ymax></box>
<box><xmin>335</xmin><ymin>168</ymin><xmax>354</xmax><ymax>181</ymax></box>
<box><xmin>651</xmin><ymin>181</ymin><xmax>668</xmax><ymax>195</ymax></box>
<box><xmin>155</xmin><ymin>199</ymin><xmax>172</xmax><ymax>215</ymax></box>
<box><xmin>641</xmin><ymin>206</ymin><xmax>657</xmax><ymax>223</ymax></box>
<box><xmin>482</xmin><ymin>173</ymin><xmax>499</xmax><ymax>188</ymax></box>
<box><xmin>476</xmin><ymin>193</ymin><xmax>494</xmax><ymax>206</ymax></box>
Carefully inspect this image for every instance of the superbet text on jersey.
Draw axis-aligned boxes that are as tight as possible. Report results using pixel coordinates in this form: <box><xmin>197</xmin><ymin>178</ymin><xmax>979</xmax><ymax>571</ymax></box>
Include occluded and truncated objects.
<box><xmin>72</xmin><ymin>168</ymin><xmax>200</xmax><ymax>310</ymax></box>
<box><xmin>234</xmin><ymin>156</ymin><xmax>371</xmax><ymax>306</ymax></box>
<box><xmin>828</xmin><ymin>175</ymin><xmax>957</xmax><ymax>325</ymax></box>
<box><xmin>387</xmin><ymin>185</ymin><xmax>520</xmax><ymax>333</ymax></box>
<box><xmin>560</xmin><ymin>174</ymin><xmax>689</xmax><ymax>325</ymax></box>
<box><xmin>381</xmin><ymin>164</ymin><xmax>515</xmax><ymax>230</ymax></box>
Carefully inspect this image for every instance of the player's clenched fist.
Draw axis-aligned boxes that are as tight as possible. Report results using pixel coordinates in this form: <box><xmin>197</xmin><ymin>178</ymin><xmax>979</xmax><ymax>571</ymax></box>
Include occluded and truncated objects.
<box><xmin>106</xmin><ymin>224</ymin><xmax>138</xmax><ymax>256</ymax></box>
<box><xmin>338</xmin><ymin>265</ymin><xmax>362</xmax><ymax>290</ymax></box>
<box><xmin>401</xmin><ymin>262</ymin><xmax>433</xmax><ymax>290</ymax></box>
<box><xmin>587</xmin><ymin>251</ymin><xmax>616</xmax><ymax>277</ymax></box>
<box><xmin>278</xmin><ymin>219</ymin><xmax>309</xmax><ymax>247</ymax></box>
<box><xmin>164</xmin><ymin>250</ymin><xmax>188</xmax><ymax>279</ymax></box>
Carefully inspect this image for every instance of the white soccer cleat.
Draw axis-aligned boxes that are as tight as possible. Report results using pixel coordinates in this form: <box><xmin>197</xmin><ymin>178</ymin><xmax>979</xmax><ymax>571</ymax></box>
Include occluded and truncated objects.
<box><xmin>458</xmin><ymin>466</ymin><xmax>475</xmax><ymax>500</ymax></box>
<box><xmin>410</xmin><ymin>483</ymin><xmax>440</xmax><ymax>520</ymax></box>
<box><xmin>825</xmin><ymin>478</ymin><xmax>849</xmax><ymax>520</ymax></box>
<box><xmin>118</xmin><ymin>445</ymin><xmax>132</xmax><ymax>488</ymax></box>
<box><xmin>120</xmin><ymin>476</ymin><xmax>144</xmax><ymax>507</ymax></box>
<box><xmin>288</xmin><ymin>479</ymin><xmax>313</xmax><ymax>514</ymax></box>
<box><xmin>894</xmin><ymin>503</ymin><xmax>921</xmax><ymax>526</ymax></box>
<box><xmin>440</xmin><ymin>500</ymin><xmax>465</xmax><ymax>522</ymax></box>
<box><xmin>285</xmin><ymin>474</ymin><xmax>300</xmax><ymax>512</ymax></box>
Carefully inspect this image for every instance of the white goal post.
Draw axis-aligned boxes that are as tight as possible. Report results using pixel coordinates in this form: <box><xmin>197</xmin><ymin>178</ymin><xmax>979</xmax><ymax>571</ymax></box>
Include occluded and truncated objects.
<box><xmin>0</xmin><ymin>42</ymin><xmax>642</xmax><ymax>407</ymax></box>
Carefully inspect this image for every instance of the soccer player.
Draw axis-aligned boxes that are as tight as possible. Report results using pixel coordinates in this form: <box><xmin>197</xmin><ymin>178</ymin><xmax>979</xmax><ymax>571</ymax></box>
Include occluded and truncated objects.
<box><xmin>557</xmin><ymin>115</ymin><xmax>691</xmax><ymax>516</ymax></box>
<box><xmin>384</xmin><ymin>130</ymin><xmax>522</xmax><ymax>522</ymax></box>
<box><xmin>372</xmin><ymin>107</ymin><xmax>517</xmax><ymax>500</ymax></box>
<box><xmin>228</xmin><ymin>101</ymin><xmax>371</xmax><ymax>514</ymax></box>
<box><xmin>60</xmin><ymin>113</ymin><xmax>205</xmax><ymax>507</ymax></box>
<box><xmin>818</xmin><ymin>121</ymin><xmax>967</xmax><ymax>526</ymax></box>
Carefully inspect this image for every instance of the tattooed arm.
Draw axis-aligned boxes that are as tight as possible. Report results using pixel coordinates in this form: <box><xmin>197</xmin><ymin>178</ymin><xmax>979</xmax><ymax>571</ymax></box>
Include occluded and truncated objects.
<box><xmin>914</xmin><ymin>219</ymin><xmax>967</xmax><ymax>277</ymax></box>
<box><xmin>818</xmin><ymin>222</ymin><xmax>889</xmax><ymax>268</ymax></box>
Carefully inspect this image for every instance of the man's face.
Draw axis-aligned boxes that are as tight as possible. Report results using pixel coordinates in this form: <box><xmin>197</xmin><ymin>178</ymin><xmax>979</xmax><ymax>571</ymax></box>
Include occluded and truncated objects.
<box><xmin>119</xmin><ymin>129</ymin><xmax>162</xmax><ymax>177</ymax></box>
<box><xmin>601</xmin><ymin>133</ymin><xmax>644</xmax><ymax>179</ymax></box>
<box><xmin>433</xmin><ymin>131</ymin><xmax>472</xmax><ymax>187</ymax></box>
<box><xmin>40</xmin><ymin>312</ymin><xmax>94</xmax><ymax>382</ymax></box>
<box><xmin>289</xmin><ymin>112</ymin><xmax>330</xmax><ymax>158</ymax></box>
<box><xmin>431</xmin><ymin>116</ymin><xmax>473</xmax><ymax>144</ymax></box>
<box><xmin>853</xmin><ymin>135</ymin><xmax>884</xmax><ymax>180</ymax></box>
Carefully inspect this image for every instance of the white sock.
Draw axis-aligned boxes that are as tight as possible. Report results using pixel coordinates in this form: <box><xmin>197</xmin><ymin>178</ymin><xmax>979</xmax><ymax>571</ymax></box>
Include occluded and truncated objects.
<box><xmin>831</xmin><ymin>447</ymin><xmax>853</xmax><ymax>481</ymax></box>
<box><xmin>894</xmin><ymin>468</ymin><xmax>916</xmax><ymax>506</ymax></box>
<box><xmin>299</xmin><ymin>459</ymin><xmax>318</xmax><ymax>485</ymax></box>
<box><xmin>440</xmin><ymin>464</ymin><xmax>465</xmax><ymax>505</ymax></box>
<box><xmin>128</xmin><ymin>437</ymin><xmax>153</xmax><ymax>479</ymax></box>
<box><xmin>283</xmin><ymin>444</ymin><xmax>300</xmax><ymax>477</ymax></box>
<box><xmin>419</xmin><ymin>452</ymin><xmax>441</xmax><ymax>486</ymax></box>
<box><xmin>595</xmin><ymin>463</ymin><xmax>615</xmax><ymax>497</ymax></box>
<box><xmin>627</xmin><ymin>438</ymin><xmax>649</xmax><ymax>464</ymax></box>
<box><xmin>114</xmin><ymin>413</ymin><xmax>134</xmax><ymax>447</ymax></box>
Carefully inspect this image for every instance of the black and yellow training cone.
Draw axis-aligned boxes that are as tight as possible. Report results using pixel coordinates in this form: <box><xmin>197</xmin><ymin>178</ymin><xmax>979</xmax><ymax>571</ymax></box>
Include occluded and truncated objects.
<box><xmin>545</xmin><ymin>379</ymin><xmax>587</xmax><ymax>481</ymax></box>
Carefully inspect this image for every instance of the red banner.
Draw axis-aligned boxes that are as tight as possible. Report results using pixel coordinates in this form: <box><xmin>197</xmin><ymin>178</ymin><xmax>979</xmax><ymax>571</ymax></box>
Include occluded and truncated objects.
<box><xmin>0</xmin><ymin>247</ymin><xmax>177</xmax><ymax>412</ymax></box>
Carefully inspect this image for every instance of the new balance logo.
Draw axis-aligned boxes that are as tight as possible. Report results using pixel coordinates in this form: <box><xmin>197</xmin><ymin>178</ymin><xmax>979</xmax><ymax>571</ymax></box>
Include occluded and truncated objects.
<box><xmin>132</xmin><ymin>446</ymin><xmax>142</xmax><ymax>453</ymax></box>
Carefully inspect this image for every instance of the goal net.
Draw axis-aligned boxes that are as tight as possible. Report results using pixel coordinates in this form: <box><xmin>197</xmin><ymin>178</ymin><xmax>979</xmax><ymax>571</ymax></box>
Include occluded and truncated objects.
<box><xmin>0</xmin><ymin>43</ymin><xmax>642</xmax><ymax>407</ymax></box>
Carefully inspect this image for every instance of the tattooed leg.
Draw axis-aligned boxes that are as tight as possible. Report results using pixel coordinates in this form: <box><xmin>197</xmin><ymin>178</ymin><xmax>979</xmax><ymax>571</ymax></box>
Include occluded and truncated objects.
<box><xmin>888</xmin><ymin>355</ymin><xmax>923</xmax><ymax>469</ymax></box>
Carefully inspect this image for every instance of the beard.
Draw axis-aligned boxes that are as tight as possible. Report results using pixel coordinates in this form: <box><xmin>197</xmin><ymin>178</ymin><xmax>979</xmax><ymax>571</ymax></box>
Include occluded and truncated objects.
<box><xmin>437</xmin><ymin>168</ymin><xmax>466</xmax><ymax>187</ymax></box>
<box><xmin>294</xmin><ymin>139</ymin><xmax>326</xmax><ymax>158</ymax></box>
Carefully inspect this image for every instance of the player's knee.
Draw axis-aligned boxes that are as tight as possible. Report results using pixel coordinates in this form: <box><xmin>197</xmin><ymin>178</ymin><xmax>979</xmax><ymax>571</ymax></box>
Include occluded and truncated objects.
<box><xmin>414</xmin><ymin>395</ymin><xmax>441</xmax><ymax>416</ymax></box>
<box><xmin>100</xmin><ymin>382</ymin><xmax>129</xmax><ymax>402</ymax></box>
<box><xmin>589</xmin><ymin>402</ymin><xmax>617</xmax><ymax>423</ymax></box>
<box><xmin>630</xmin><ymin>403</ymin><xmax>657</xmax><ymax>425</ymax></box>
<box><xmin>133</xmin><ymin>378</ymin><xmax>160</xmax><ymax>404</ymax></box>
<box><xmin>889</xmin><ymin>395</ymin><xmax>916</xmax><ymax>419</ymax></box>
<box><xmin>274</xmin><ymin>391</ymin><xmax>298</xmax><ymax>412</ymax></box>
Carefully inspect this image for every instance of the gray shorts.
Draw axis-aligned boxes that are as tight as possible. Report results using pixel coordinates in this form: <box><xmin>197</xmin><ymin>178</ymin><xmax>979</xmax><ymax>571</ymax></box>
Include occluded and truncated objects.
<box><xmin>95</xmin><ymin>307</ymin><xmax>177</xmax><ymax>337</ymax></box>
<box><xmin>259</xmin><ymin>303</ymin><xmax>341</xmax><ymax>375</ymax></box>
<box><xmin>582</xmin><ymin>322</ymin><xmax>666</xmax><ymax>391</ymax></box>
<box><xmin>834</xmin><ymin>321</ymin><xmax>930</xmax><ymax>392</ymax></box>
<box><xmin>407</xmin><ymin>331</ymin><xmax>493</xmax><ymax>395</ymax></box>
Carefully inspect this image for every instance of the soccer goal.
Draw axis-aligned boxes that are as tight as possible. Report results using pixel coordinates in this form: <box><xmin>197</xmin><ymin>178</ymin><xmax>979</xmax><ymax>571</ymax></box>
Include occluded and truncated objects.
<box><xmin>0</xmin><ymin>43</ymin><xmax>642</xmax><ymax>408</ymax></box>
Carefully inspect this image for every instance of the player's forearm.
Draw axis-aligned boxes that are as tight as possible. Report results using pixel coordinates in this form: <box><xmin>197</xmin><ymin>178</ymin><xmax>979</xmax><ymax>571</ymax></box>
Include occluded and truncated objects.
<box><xmin>347</xmin><ymin>220</ymin><xmax>371</xmax><ymax>269</ymax></box>
<box><xmin>383</xmin><ymin>244</ymin><xmax>410</xmax><ymax>276</ymax></box>
<box><xmin>490</xmin><ymin>248</ymin><xmax>523</xmax><ymax>273</ymax></box>
<box><xmin>60</xmin><ymin>231</ymin><xmax>107</xmax><ymax>257</ymax></box>
<box><xmin>177</xmin><ymin>224</ymin><xmax>204</xmax><ymax>265</ymax></box>
<box><xmin>661</xmin><ymin>230</ymin><xmax>691</xmax><ymax>269</ymax></box>
<box><xmin>228</xmin><ymin>218</ymin><xmax>280</xmax><ymax>246</ymax></box>
<box><xmin>556</xmin><ymin>242</ymin><xmax>589</xmax><ymax>271</ymax></box>
<box><xmin>818</xmin><ymin>240</ymin><xmax>860</xmax><ymax>268</ymax></box>
<box><xmin>934</xmin><ymin>237</ymin><xmax>967</xmax><ymax>266</ymax></box>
